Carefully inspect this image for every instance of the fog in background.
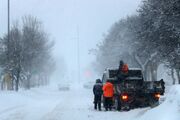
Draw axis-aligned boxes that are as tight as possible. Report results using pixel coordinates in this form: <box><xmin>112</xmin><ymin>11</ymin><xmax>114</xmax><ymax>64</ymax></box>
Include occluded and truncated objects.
<box><xmin>0</xmin><ymin>0</ymin><xmax>142</xmax><ymax>84</ymax></box>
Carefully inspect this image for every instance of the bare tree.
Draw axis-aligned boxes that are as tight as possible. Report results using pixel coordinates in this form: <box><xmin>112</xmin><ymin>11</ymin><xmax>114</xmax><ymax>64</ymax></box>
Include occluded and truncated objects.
<box><xmin>0</xmin><ymin>15</ymin><xmax>55</xmax><ymax>91</ymax></box>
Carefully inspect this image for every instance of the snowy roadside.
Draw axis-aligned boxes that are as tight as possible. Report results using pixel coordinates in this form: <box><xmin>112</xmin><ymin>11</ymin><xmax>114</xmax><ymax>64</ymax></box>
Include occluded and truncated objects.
<box><xmin>0</xmin><ymin>84</ymin><xmax>179</xmax><ymax>120</ymax></box>
<box><xmin>0</xmin><ymin>87</ymin><xmax>62</xmax><ymax>120</ymax></box>
<box><xmin>137</xmin><ymin>85</ymin><xmax>180</xmax><ymax>120</ymax></box>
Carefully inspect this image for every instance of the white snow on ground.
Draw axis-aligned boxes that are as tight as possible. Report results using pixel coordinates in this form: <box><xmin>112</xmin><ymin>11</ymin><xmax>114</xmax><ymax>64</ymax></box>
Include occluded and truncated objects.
<box><xmin>0</xmin><ymin>83</ymin><xmax>180</xmax><ymax>120</ymax></box>
<box><xmin>137</xmin><ymin>85</ymin><xmax>180</xmax><ymax>120</ymax></box>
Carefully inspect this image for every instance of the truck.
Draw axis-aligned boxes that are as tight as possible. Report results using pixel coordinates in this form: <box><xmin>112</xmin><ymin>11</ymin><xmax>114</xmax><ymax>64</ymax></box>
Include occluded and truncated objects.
<box><xmin>102</xmin><ymin>68</ymin><xmax>165</xmax><ymax>111</ymax></box>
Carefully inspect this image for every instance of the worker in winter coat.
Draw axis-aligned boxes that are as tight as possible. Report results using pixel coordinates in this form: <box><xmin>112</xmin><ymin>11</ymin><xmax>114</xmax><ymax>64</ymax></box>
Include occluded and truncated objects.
<box><xmin>122</xmin><ymin>63</ymin><xmax>129</xmax><ymax>74</ymax></box>
<box><xmin>117</xmin><ymin>60</ymin><xmax>129</xmax><ymax>80</ymax></box>
<box><xmin>103</xmin><ymin>80</ymin><xmax>114</xmax><ymax>111</ymax></box>
<box><xmin>93</xmin><ymin>79</ymin><xmax>103</xmax><ymax>111</ymax></box>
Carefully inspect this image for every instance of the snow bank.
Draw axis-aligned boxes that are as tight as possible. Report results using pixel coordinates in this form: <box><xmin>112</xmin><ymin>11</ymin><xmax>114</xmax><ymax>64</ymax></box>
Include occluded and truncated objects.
<box><xmin>137</xmin><ymin>85</ymin><xmax>180</xmax><ymax>120</ymax></box>
<box><xmin>0</xmin><ymin>86</ymin><xmax>62</xmax><ymax>120</ymax></box>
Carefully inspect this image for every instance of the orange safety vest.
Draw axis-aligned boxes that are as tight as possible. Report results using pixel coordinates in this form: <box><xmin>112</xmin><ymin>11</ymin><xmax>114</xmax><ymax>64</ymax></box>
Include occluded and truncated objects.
<box><xmin>122</xmin><ymin>64</ymin><xmax>129</xmax><ymax>73</ymax></box>
<box><xmin>103</xmin><ymin>82</ymin><xmax>114</xmax><ymax>97</ymax></box>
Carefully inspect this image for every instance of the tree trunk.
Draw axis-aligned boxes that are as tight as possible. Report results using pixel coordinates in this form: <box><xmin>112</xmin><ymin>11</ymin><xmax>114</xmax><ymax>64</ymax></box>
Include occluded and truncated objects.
<box><xmin>12</xmin><ymin>77</ymin><xmax>14</xmax><ymax>90</ymax></box>
<box><xmin>145</xmin><ymin>61</ymin><xmax>152</xmax><ymax>81</ymax></box>
<box><xmin>133</xmin><ymin>53</ymin><xmax>159</xmax><ymax>81</ymax></box>
<box><xmin>1</xmin><ymin>80</ymin><xmax>4</xmax><ymax>90</ymax></box>
<box><xmin>15</xmin><ymin>69</ymin><xmax>20</xmax><ymax>91</ymax></box>
<box><xmin>176</xmin><ymin>69</ymin><xmax>180</xmax><ymax>84</ymax></box>
<box><xmin>171</xmin><ymin>68</ymin><xmax>176</xmax><ymax>85</ymax></box>
<box><xmin>152</xmin><ymin>69</ymin><xmax>157</xmax><ymax>81</ymax></box>
<box><xmin>8</xmin><ymin>72</ymin><xmax>13</xmax><ymax>91</ymax></box>
<box><xmin>146</xmin><ymin>65</ymin><xmax>151</xmax><ymax>81</ymax></box>
<box><xmin>26</xmin><ymin>74</ymin><xmax>31</xmax><ymax>89</ymax></box>
<box><xmin>151</xmin><ymin>62</ymin><xmax>158</xmax><ymax>81</ymax></box>
<box><xmin>133</xmin><ymin>54</ymin><xmax>146</xmax><ymax>80</ymax></box>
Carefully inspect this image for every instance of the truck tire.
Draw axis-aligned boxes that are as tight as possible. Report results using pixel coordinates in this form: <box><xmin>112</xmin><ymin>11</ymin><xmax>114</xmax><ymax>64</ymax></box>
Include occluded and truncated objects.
<box><xmin>149</xmin><ymin>98</ymin><xmax>159</xmax><ymax>108</ymax></box>
<box><xmin>124</xmin><ymin>106</ymin><xmax>130</xmax><ymax>111</ymax></box>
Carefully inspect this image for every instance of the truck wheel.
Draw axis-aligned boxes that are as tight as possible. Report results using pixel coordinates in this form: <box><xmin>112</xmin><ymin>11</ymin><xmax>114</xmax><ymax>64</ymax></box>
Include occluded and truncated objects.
<box><xmin>124</xmin><ymin>107</ymin><xmax>130</xmax><ymax>111</ymax></box>
<box><xmin>149</xmin><ymin>99</ymin><xmax>159</xmax><ymax>108</ymax></box>
<box><xmin>114</xmin><ymin>98</ymin><xmax>121</xmax><ymax>111</ymax></box>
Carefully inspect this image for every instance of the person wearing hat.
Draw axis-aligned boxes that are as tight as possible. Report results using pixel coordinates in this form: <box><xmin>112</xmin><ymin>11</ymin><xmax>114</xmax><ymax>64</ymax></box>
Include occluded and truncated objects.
<box><xmin>117</xmin><ymin>60</ymin><xmax>129</xmax><ymax>81</ymax></box>
<box><xmin>93</xmin><ymin>79</ymin><xmax>103</xmax><ymax>111</ymax></box>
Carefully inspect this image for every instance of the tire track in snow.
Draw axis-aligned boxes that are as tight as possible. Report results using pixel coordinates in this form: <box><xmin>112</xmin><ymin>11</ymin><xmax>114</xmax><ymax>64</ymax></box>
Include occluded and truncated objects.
<box><xmin>0</xmin><ymin>105</ymin><xmax>25</xmax><ymax>120</ymax></box>
<box><xmin>40</xmin><ymin>91</ymin><xmax>72</xmax><ymax>120</ymax></box>
<box><xmin>41</xmin><ymin>86</ymin><xmax>92</xmax><ymax>120</ymax></box>
<box><xmin>40</xmin><ymin>103</ymin><xmax>63</xmax><ymax>120</ymax></box>
<box><xmin>134</xmin><ymin>108</ymin><xmax>151</xmax><ymax>118</ymax></box>
<box><xmin>37</xmin><ymin>85</ymin><xmax>153</xmax><ymax>120</ymax></box>
<box><xmin>0</xmin><ymin>105</ymin><xmax>25</xmax><ymax>115</ymax></box>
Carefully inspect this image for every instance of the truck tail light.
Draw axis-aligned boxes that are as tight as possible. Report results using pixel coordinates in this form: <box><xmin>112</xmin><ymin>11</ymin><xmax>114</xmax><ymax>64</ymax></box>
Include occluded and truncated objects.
<box><xmin>154</xmin><ymin>93</ymin><xmax>160</xmax><ymax>99</ymax></box>
<box><xmin>121</xmin><ymin>94</ymin><xmax>128</xmax><ymax>101</ymax></box>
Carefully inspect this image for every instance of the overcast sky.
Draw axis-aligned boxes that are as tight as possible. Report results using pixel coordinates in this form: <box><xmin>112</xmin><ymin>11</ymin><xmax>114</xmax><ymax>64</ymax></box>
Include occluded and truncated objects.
<box><xmin>0</xmin><ymin>0</ymin><xmax>142</xmax><ymax>82</ymax></box>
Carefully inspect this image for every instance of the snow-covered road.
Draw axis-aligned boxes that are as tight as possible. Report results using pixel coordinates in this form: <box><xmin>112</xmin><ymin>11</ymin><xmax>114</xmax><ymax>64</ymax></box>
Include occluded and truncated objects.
<box><xmin>42</xmin><ymin>84</ymin><xmax>150</xmax><ymax>120</ymax></box>
<box><xmin>0</xmin><ymin>84</ymin><xmax>179</xmax><ymax>120</ymax></box>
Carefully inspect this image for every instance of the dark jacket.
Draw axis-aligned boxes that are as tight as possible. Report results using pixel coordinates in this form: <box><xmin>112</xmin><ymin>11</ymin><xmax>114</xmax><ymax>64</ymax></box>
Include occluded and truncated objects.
<box><xmin>93</xmin><ymin>83</ymin><xmax>103</xmax><ymax>96</ymax></box>
<box><xmin>117</xmin><ymin>61</ymin><xmax>124</xmax><ymax>76</ymax></box>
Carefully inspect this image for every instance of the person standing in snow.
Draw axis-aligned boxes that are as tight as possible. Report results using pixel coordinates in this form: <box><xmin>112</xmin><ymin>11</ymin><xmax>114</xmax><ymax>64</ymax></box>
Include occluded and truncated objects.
<box><xmin>93</xmin><ymin>79</ymin><xmax>103</xmax><ymax>111</ymax></box>
<box><xmin>103</xmin><ymin>80</ymin><xmax>114</xmax><ymax>111</ymax></box>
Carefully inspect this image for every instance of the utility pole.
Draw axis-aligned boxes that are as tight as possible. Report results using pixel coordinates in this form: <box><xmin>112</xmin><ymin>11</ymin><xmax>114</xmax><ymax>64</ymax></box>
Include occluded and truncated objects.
<box><xmin>73</xmin><ymin>0</ymin><xmax>81</xmax><ymax>83</ymax></box>
<box><xmin>7</xmin><ymin>0</ymin><xmax>10</xmax><ymax>62</ymax></box>
<box><xmin>7</xmin><ymin>0</ymin><xmax>13</xmax><ymax>90</ymax></box>
<box><xmin>77</xmin><ymin>26</ymin><xmax>81</xmax><ymax>83</ymax></box>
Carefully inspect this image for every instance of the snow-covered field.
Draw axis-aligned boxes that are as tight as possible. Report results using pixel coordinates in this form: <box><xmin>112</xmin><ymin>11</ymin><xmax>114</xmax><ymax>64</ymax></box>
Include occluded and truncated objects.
<box><xmin>0</xmin><ymin>83</ymin><xmax>180</xmax><ymax>120</ymax></box>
